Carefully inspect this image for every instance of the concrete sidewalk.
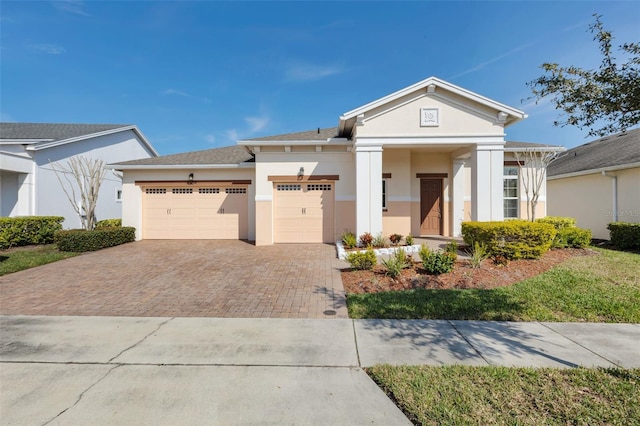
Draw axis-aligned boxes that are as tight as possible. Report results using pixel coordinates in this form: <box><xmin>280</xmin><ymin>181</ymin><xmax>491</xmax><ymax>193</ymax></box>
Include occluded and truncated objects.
<box><xmin>1</xmin><ymin>316</ymin><xmax>639</xmax><ymax>425</ymax></box>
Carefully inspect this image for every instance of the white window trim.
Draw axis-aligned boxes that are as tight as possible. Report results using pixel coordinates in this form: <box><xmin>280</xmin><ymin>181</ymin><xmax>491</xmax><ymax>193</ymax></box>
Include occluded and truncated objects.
<box><xmin>503</xmin><ymin>166</ymin><xmax>519</xmax><ymax>218</ymax></box>
<box><xmin>115</xmin><ymin>188</ymin><xmax>123</xmax><ymax>203</ymax></box>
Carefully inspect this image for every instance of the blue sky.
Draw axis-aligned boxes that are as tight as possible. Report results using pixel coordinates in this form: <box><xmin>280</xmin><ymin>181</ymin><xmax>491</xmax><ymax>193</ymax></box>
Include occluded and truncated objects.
<box><xmin>1</xmin><ymin>1</ymin><xmax>638</xmax><ymax>155</ymax></box>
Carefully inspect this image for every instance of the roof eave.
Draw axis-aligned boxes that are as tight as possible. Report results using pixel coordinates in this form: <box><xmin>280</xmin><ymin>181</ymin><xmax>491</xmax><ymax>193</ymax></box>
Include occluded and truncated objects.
<box><xmin>548</xmin><ymin>161</ymin><xmax>640</xmax><ymax>180</ymax></box>
<box><xmin>108</xmin><ymin>163</ymin><xmax>255</xmax><ymax>170</ymax></box>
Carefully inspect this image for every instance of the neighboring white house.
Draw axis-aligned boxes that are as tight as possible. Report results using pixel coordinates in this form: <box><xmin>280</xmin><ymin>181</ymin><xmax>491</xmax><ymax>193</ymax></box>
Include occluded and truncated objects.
<box><xmin>0</xmin><ymin>123</ymin><xmax>158</xmax><ymax>228</ymax></box>
<box><xmin>112</xmin><ymin>76</ymin><xmax>562</xmax><ymax>245</ymax></box>
<box><xmin>547</xmin><ymin>128</ymin><xmax>640</xmax><ymax>240</ymax></box>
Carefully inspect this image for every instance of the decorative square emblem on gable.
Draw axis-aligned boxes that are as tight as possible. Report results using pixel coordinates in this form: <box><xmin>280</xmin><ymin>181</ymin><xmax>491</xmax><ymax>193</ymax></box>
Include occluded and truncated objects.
<box><xmin>420</xmin><ymin>108</ymin><xmax>439</xmax><ymax>127</ymax></box>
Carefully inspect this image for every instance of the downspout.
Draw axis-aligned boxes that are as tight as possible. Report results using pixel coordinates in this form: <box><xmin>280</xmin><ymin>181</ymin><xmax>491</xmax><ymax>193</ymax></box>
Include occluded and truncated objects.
<box><xmin>601</xmin><ymin>171</ymin><xmax>618</xmax><ymax>222</ymax></box>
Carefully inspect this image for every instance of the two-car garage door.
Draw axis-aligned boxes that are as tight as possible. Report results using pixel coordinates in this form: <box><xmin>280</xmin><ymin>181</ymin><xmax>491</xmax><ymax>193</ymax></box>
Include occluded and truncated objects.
<box><xmin>141</xmin><ymin>181</ymin><xmax>334</xmax><ymax>243</ymax></box>
<box><xmin>142</xmin><ymin>186</ymin><xmax>248</xmax><ymax>239</ymax></box>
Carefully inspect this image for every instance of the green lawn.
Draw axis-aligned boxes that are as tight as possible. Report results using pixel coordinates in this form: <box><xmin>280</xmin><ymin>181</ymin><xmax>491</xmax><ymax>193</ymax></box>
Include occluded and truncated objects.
<box><xmin>0</xmin><ymin>245</ymin><xmax>78</xmax><ymax>276</ymax></box>
<box><xmin>368</xmin><ymin>365</ymin><xmax>640</xmax><ymax>426</ymax></box>
<box><xmin>348</xmin><ymin>248</ymin><xmax>640</xmax><ymax>322</ymax></box>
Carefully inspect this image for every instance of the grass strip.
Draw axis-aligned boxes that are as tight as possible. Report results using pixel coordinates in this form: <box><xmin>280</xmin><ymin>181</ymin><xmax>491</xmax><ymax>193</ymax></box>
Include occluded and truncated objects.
<box><xmin>368</xmin><ymin>365</ymin><xmax>640</xmax><ymax>426</ymax></box>
<box><xmin>0</xmin><ymin>245</ymin><xmax>78</xmax><ymax>276</ymax></box>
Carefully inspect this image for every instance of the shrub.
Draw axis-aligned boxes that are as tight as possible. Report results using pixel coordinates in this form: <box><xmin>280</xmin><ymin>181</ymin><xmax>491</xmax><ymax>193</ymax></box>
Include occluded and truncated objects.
<box><xmin>536</xmin><ymin>216</ymin><xmax>590</xmax><ymax>248</ymax></box>
<box><xmin>419</xmin><ymin>244</ymin><xmax>455</xmax><ymax>275</ymax></box>
<box><xmin>95</xmin><ymin>219</ymin><xmax>122</xmax><ymax>228</ymax></box>
<box><xmin>607</xmin><ymin>222</ymin><xmax>640</xmax><ymax>250</ymax></box>
<box><xmin>359</xmin><ymin>232</ymin><xmax>373</xmax><ymax>247</ymax></box>
<box><xmin>536</xmin><ymin>216</ymin><xmax>577</xmax><ymax>230</ymax></box>
<box><xmin>461</xmin><ymin>220</ymin><xmax>556</xmax><ymax>260</ymax></box>
<box><xmin>0</xmin><ymin>216</ymin><xmax>64</xmax><ymax>249</ymax></box>
<box><xmin>389</xmin><ymin>234</ymin><xmax>403</xmax><ymax>246</ymax></box>
<box><xmin>345</xmin><ymin>248</ymin><xmax>377</xmax><ymax>270</ymax></box>
<box><xmin>444</xmin><ymin>240</ymin><xmax>458</xmax><ymax>261</ymax></box>
<box><xmin>381</xmin><ymin>249</ymin><xmax>410</xmax><ymax>278</ymax></box>
<box><xmin>372</xmin><ymin>233</ymin><xmax>387</xmax><ymax>248</ymax></box>
<box><xmin>405</xmin><ymin>235</ymin><xmax>414</xmax><ymax>246</ymax></box>
<box><xmin>468</xmin><ymin>241</ymin><xmax>489</xmax><ymax>269</ymax></box>
<box><xmin>341</xmin><ymin>231</ymin><xmax>357</xmax><ymax>249</ymax></box>
<box><xmin>55</xmin><ymin>227</ymin><xmax>136</xmax><ymax>252</ymax></box>
<box><xmin>554</xmin><ymin>227</ymin><xmax>593</xmax><ymax>248</ymax></box>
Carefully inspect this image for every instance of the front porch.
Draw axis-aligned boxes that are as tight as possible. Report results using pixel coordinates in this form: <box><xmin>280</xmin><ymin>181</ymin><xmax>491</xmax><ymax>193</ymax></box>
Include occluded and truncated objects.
<box><xmin>355</xmin><ymin>144</ymin><xmax>506</xmax><ymax>239</ymax></box>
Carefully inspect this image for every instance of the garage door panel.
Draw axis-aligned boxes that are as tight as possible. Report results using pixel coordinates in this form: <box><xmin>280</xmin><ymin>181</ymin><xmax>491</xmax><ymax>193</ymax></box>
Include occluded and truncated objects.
<box><xmin>273</xmin><ymin>182</ymin><xmax>334</xmax><ymax>243</ymax></box>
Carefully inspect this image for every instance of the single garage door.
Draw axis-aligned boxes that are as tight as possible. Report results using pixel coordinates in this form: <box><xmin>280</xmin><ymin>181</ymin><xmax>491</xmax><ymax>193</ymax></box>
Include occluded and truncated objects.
<box><xmin>273</xmin><ymin>182</ymin><xmax>334</xmax><ymax>243</ymax></box>
<box><xmin>142</xmin><ymin>186</ymin><xmax>248</xmax><ymax>239</ymax></box>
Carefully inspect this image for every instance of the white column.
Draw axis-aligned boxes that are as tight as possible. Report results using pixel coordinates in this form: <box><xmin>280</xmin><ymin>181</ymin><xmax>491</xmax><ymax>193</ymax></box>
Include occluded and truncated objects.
<box><xmin>452</xmin><ymin>159</ymin><xmax>466</xmax><ymax>236</ymax></box>
<box><xmin>471</xmin><ymin>144</ymin><xmax>504</xmax><ymax>222</ymax></box>
<box><xmin>355</xmin><ymin>145</ymin><xmax>383</xmax><ymax>237</ymax></box>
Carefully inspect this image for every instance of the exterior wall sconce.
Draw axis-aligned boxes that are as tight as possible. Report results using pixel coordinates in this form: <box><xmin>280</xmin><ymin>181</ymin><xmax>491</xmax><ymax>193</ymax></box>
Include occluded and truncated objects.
<box><xmin>297</xmin><ymin>167</ymin><xmax>304</xmax><ymax>179</ymax></box>
<box><xmin>188</xmin><ymin>173</ymin><xmax>194</xmax><ymax>184</ymax></box>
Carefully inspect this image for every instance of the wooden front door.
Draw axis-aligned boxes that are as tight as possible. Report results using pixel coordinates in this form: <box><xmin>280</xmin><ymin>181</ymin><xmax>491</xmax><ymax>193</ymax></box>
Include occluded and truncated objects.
<box><xmin>420</xmin><ymin>179</ymin><xmax>442</xmax><ymax>235</ymax></box>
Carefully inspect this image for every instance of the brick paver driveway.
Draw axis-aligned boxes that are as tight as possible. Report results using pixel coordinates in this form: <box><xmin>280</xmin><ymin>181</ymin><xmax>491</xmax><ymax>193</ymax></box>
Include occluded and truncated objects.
<box><xmin>0</xmin><ymin>241</ymin><xmax>348</xmax><ymax>318</ymax></box>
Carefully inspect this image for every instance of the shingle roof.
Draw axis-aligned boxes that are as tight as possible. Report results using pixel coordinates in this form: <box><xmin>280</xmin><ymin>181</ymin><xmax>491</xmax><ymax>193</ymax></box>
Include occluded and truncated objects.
<box><xmin>246</xmin><ymin>127</ymin><xmax>341</xmax><ymax>142</ymax></box>
<box><xmin>112</xmin><ymin>145</ymin><xmax>254</xmax><ymax>166</ymax></box>
<box><xmin>504</xmin><ymin>141</ymin><xmax>560</xmax><ymax>149</ymax></box>
<box><xmin>0</xmin><ymin>122</ymin><xmax>131</xmax><ymax>141</ymax></box>
<box><xmin>548</xmin><ymin>128</ymin><xmax>640</xmax><ymax>177</ymax></box>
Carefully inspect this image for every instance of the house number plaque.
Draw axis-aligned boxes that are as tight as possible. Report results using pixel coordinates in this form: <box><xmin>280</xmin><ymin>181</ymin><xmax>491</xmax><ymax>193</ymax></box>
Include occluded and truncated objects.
<box><xmin>420</xmin><ymin>108</ymin><xmax>439</xmax><ymax>127</ymax></box>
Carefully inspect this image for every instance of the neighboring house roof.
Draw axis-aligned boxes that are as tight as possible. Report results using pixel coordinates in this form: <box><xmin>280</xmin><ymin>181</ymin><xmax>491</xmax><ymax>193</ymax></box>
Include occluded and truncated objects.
<box><xmin>110</xmin><ymin>145</ymin><xmax>254</xmax><ymax>169</ymax></box>
<box><xmin>548</xmin><ymin>128</ymin><xmax>640</xmax><ymax>178</ymax></box>
<box><xmin>0</xmin><ymin>122</ymin><xmax>158</xmax><ymax>156</ymax></box>
<box><xmin>338</xmin><ymin>76</ymin><xmax>527</xmax><ymax>136</ymax></box>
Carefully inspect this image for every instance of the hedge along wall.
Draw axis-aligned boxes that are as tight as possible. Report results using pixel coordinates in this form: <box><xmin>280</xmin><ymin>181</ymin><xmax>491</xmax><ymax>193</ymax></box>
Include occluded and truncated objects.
<box><xmin>607</xmin><ymin>222</ymin><xmax>640</xmax><ymax>250</ymax></box>
<box><xmin>0</xmin><ymin>216</ymin><xmax>65</xmax><ymax>249</ymax></box>
<box><xmin>55</xmin><ymin>227</ymin><xmax>136</xmax><ymax>252</ymax></box>
<box><xmin>461</xmin><ymin>220</ymin><xmax>556</xmax><ymax>259</ymax></box>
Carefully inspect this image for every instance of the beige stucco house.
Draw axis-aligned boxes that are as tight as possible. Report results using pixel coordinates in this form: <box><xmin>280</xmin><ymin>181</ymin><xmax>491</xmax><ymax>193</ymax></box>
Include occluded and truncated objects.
<box><xmin>547</xmin><ymin>128</ymin><xmax>640</xmax><ymax>240</ymax></box>
<box><xmin>111</xmin><ymin>76</ymin><xmax>560</xmax><ymax>245</ymax></box>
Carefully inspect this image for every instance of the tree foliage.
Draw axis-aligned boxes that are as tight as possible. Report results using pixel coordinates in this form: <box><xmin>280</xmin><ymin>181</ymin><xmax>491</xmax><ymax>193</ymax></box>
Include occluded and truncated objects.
<box><xmin>527</xmin><ymin>14</ymin><xmax>640</xmax><ymax>137</ymax></box>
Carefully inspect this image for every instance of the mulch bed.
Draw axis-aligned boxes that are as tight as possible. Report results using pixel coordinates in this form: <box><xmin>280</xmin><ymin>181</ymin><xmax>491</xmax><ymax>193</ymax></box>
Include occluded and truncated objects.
<box><xmin>342</xmin><ymin>248</ymin><xmax>596</xmax><ymax>294</ymax></box>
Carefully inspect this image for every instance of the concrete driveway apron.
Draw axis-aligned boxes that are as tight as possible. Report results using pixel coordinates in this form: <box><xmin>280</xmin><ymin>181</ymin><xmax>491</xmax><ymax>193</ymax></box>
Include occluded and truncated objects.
<box><xmin>0</xmin><ymin>240</ymin><xmax>347</xmax><ymax>319</ymax></box>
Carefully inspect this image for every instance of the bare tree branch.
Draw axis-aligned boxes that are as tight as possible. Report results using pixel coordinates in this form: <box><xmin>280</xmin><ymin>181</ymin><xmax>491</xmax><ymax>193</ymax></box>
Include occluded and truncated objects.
<box><xmin>514</xmin><ymin>149</ymin><xmax>559</xmax><ymax>221</ymax></box>
<box><xmin>50</xmin><ymin>156</ymin><xmax>107</xmax><ymax>230</ymax></box>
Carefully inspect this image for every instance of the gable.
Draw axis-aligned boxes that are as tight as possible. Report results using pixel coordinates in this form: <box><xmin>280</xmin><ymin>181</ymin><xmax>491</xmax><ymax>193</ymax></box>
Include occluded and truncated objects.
<box><xmin>339</xmin><ymin>76</ymin><xmax>525</xmax><ymax>139</ymax></box>
<box><xmin>354</xmin><ymin>89</ymin><xmax>505</xmax><ymax>138</ymax></box>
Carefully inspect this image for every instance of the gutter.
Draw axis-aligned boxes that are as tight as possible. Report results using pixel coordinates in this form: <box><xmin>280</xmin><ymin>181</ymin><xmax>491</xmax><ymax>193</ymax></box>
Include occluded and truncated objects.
<box><xmin>601</xmin><ymin>171</ymin><xmax>618</xmax><ymax>222</ymax></box>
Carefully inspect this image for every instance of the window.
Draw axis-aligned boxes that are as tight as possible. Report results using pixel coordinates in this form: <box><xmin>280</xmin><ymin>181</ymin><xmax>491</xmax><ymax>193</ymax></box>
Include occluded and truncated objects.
<box><xmin>116</xmin><ymin>189</ymin><xmax>123</xmax><ymax>202</ymax></box>
<box><xmin>382</xmin><ymin>179</ymin><xmax>387</xmax><ymax>210</ymax></box>
<box><xmin>503</xmin><ymin>166</ymin><xmax>519</xmax><ymax>218</ymax></box>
